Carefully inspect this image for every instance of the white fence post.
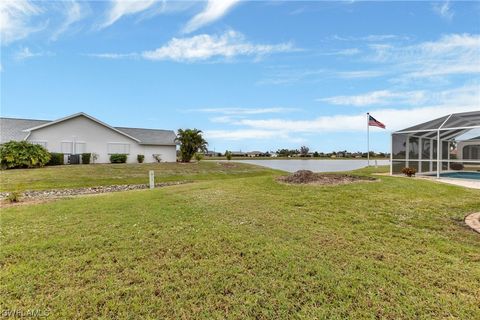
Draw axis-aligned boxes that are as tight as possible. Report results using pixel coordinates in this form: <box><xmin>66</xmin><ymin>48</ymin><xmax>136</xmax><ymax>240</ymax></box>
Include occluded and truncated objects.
<box><xmin>149</xmin><ymin>170</ymin><xmax>155</xmax><ymax>189</ymax></box>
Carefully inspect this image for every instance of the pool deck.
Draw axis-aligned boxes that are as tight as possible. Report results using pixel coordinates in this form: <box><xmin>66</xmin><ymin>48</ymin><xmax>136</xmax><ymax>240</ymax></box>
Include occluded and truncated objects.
<box><xmin>417</xmin><ymin>176</ymin><xmax>480</xmax><ymax>189</ymax></box>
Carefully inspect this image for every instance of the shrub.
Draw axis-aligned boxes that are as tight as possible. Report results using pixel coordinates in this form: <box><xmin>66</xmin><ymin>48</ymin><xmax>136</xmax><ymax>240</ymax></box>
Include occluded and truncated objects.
<box><xmin>0</xmin><ymin>141</ymin><xmax>51</xmax><ymax>169</ymax></box>
<box><xmin>137</xmin><ymin>154</ymin><xmax>145</xmax><ymax>163</ymax></box>
<box><xmin>7</xmin><ymin>191</ymin><xmax>21</xmax><ymax>203</ymax></box>
<box><xmin>48</xmin><ymin>153</ymin><xmax>64</xmax><ymax>166</ymax></box>
<box><xmin>450</xmin><ymin>162</ymin><xmax>464</xmax><ymax>170</ymax></box>
<box><xmin>401</xmin><ymin>167</ymin><xmax>416</xmax><ymax>177</ymax></box>
<box><xmin>225</xmin><ymin>151</ymin><xmax>232</xmax><ymax>161</ymax></box>
<box><xmin>82</xmin><ymin>153</ymin><xmax>91</xmax><ymax>164</ymax></box>
<box><xmin>110</xmin><ymin>154</ymin><xmax>127</xmax><ymax>163</ymax></box>
<box><xmin>194</xmin><ymin>153</ymin><xmax>203</xmax><ymax>162</ymax></box>
<box><xmin>92</xmin><ymin>153</ymin><xmax>99</xmax><ymax>164</ymax></box>
<box><xmin>153</xmin><ymin>154</ymin><xmax>162</xmax><ymax>163</ymax></box>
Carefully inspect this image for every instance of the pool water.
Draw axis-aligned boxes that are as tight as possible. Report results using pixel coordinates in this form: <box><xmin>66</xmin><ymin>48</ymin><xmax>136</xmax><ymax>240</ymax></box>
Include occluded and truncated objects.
<box><xmin>433</xmin><ymin>172</ymin><xmax>480</xmax><ymax>180</ymax></box>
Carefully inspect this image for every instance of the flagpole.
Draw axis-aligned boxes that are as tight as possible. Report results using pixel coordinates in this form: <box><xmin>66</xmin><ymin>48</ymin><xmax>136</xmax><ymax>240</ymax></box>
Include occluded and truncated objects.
<box><xmin>367</xmin><ymin>112</ymin><xmax>370</xmax><ymax>167</ymax></box>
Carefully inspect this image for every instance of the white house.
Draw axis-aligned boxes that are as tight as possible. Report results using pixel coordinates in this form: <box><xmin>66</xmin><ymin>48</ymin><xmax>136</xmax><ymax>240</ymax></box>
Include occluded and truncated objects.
<box><xmin>457</xmin><ymin>136</ymin><xmax>480</xmax><ymax>161</ymax></box>
<box><xmin>0</xmin><ymin>112</ymin><xmax>177</xmax><ymax>163</ymax></box>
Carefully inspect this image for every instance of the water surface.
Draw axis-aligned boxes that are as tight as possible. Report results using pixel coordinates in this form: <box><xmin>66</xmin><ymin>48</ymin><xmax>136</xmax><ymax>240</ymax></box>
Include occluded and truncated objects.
<box><xmin>228</xmin><ymin>159</ymin><xmax>390</xmax><ymax>173</ymax></box>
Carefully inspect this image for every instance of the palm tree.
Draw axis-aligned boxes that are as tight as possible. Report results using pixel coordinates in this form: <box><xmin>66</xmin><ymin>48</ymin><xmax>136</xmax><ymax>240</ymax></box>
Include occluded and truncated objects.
<box><xmin>175</xmin><ymin>129</ymin><xmax>208</xmax><ymax>162</ymax></box>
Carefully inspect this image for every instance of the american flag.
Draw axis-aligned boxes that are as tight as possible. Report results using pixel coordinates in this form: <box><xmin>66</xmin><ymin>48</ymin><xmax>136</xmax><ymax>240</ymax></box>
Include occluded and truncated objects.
<box><xmin>368</xmin><ymin>114</ymin><xmax>386</xmax><ymax>129</ymax></box>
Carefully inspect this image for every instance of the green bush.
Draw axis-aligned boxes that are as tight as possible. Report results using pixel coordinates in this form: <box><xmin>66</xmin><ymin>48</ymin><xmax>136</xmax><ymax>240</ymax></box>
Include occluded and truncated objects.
<box><xmin>137</xmin><ymin>154</ymin><xmax>145</xmax><ymax>163</ymax></box>
<box><xmin>7</xmin><ymin>191</ymin><xmax>21</xmax><ymax>203</ymax></box>
<box><xmin>110</xmin><ymin>154</ymin><xmax>127</xmax><ymax>163</ymax></box>
<box><xmin>0</xmin><ymin>141</ymin><xmax>51</xmax><ymax>169</ymax></box>
<box><xmin>48</xmin><ymin>153</ymin><xmax>64</xmax><ymax>166</ymax></box>
<box><xmin>82</xmin><ymin>153</ymin><xmax>91</xmax><ymax>164</ymax></box>
<box><xmin>194</xmin><ymin>153</ymin><xmax>203</xmax><ymax>162</ymax></box>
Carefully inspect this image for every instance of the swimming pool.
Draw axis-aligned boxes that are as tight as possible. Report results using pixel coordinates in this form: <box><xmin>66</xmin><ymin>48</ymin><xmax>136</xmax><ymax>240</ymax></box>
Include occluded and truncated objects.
<box><xmin>431</xmin><ymin>172</ymin><xmax>480</xmax><ymax>180</ymax></box>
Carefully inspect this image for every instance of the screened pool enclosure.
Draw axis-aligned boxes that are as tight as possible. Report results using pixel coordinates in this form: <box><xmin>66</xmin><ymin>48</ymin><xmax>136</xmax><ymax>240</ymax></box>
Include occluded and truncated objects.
<box><xmin>391</xmin><ymin>111</ymin><xmax>480</xmax><ymax>177</ymax></box>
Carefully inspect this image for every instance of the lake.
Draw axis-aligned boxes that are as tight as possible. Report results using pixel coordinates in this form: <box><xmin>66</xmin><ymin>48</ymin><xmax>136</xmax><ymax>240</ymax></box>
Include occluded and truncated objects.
<box><xmin>226</xmin><ymin>159</ymin><xmax>390</xmax><ymax>173</ymax></box>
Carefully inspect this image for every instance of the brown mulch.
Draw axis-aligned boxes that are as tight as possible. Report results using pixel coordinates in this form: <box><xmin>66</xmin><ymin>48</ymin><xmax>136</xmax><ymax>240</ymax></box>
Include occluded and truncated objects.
<box><xmin>219</xmin><ymin>162</ymin><xmax>237</xmax><ymax>168</ymax></box>
<box><xmin>277</xmin><ymin>170</ymin><xmax>377</xmax><ymax>185</ymax></box>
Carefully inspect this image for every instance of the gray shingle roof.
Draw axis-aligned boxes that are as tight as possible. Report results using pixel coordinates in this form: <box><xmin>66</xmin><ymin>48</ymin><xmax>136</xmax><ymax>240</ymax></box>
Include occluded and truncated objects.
<box><xmin>0</xmin><ymin>117</ymin><xmax>176</xmax><ymax>145</ymax></box>
<box><xmin>0</xmin><ymin>118</ymin><xmax>50</xmax><ymax>144</ymax></box>
<box><xmin>114</xmin><ymin>127</ymin><xmax>177</xmax><ymax>145</ymax></box>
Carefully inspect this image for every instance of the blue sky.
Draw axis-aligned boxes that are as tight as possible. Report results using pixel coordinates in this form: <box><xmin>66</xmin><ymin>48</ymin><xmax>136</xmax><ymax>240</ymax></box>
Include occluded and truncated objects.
<box><xmin>1</xmin><ymin>0</ymin><xmax>479</xmax><ymax>153</ymax></box>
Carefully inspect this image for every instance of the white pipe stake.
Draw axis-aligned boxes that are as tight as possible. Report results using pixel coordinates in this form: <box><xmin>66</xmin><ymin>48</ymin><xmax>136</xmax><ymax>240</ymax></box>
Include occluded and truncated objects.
<box><xmin>149</xmin><ymin>170</ymin><xmax>155</xmax><ymax>189</ymax></box>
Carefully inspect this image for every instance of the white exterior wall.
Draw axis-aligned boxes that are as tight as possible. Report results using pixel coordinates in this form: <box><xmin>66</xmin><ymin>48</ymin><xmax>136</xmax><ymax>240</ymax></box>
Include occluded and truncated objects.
<box><xmin>26</xmin><ymin>115</ymin><xmax>176</xmax><ymax>163</ymax></box>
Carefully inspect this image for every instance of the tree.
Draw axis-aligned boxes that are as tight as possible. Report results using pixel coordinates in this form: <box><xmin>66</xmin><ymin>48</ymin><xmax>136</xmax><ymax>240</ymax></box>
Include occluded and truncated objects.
<box><xmin>175</xmin><ymin>129</ymin><xmax>208</xmax><ymax>162</ymax></box>
<box><xmin>300</xmin><ymin>146</ymin><xmax>310</xmax><ymax>157</ymax></box>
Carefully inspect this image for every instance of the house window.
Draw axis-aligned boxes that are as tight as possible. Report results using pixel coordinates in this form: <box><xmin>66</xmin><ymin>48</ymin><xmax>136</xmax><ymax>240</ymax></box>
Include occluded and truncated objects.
<box><xmin>107</xmin><ymin>143</ymin><xmax>130</xmax><ymax>154</ymax></box>
<box><xmin>61</xmin><ymin>141</ymin><xmax>73</xmax><ymax>154</ymax></box>
<box><xmin>31</xmin><ymin>141</ymin><xmax>47</xmax><ymax>148</ymax></box>
<box><xmin>75</xmin><ymin>142</ymin><xmax>86</xmax><ymax>154</ymax></box>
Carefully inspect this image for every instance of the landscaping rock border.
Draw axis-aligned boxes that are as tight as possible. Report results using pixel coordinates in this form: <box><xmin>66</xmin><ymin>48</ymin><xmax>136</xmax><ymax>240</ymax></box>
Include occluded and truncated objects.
<box><xmin>465</xmin><ymin>212</ymin><xmax>480</xmax><ymax>234</ymax></box>
<box><xmin>0</xmin><ymin>181</ymin><xmax>189</xmax><ymax>201</ymax></box>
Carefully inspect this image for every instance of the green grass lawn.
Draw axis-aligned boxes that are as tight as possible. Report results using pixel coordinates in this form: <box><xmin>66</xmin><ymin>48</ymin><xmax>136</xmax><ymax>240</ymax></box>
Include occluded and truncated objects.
<box><xmin>0</xmin><ymin>162</ymin><xmax>278</xmax><ymax>192</ymax></box>
<box><xmin>1</xmin><ymin>165</ymin><xmax>479</xmax><ymax>318</ymax></box>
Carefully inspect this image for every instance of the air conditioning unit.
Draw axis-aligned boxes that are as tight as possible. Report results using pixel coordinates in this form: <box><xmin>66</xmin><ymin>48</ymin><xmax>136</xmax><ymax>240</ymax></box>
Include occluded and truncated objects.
<box><xmin>69</xmin><ymin>154</ymin><xmax>80</xmax><ymax>164</ymax></box>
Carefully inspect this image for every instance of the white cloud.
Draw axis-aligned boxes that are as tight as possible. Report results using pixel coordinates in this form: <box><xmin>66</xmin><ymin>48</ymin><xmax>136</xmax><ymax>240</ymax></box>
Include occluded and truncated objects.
<box><xmin>0</xmin><ymin>0</ymin><xmax>44</xmax><ymax>44</ymax></box>
<box><xmin>100</xmin><ymin>0</ymin><xmax>157</xmax><ymax>29</ymax></box>
<box><xmin>51</xmin><ymin>1</ymin><xmax>86</xmax><ymax>41</ymax></box>
<box><xmin>84</xmin><ymin>52</ymin><xmax>137</xmax><ymax>59</ymax></box>
<box><xmin>142</xmin><ymin>30</ymin><xmax>295</xmax><ymax>62</ymax></box>
<box><xmin>318</xmin><ymin>90</ymin><xmax>428</xmax><ymax>106</ymax></box>
<box><xmin>335</xmin><ymin>70</ymin><xmax>384</xmax><ymax>79</ymax></box>
<box><xmin>369</xmin><ymin>33</ymin><xmax>480</xmax><ymax>80</ymax></box>
<box><xmin>14</xmin><ymin>47</ymin><xmax>53</xmax><ymax>60</ymax></box>
<box><xmin>319</xmin><ymin>48</ymin><xmax>360</xmax><ymax>56</ymax></box>
<box><xmin>433</xmin><ymin>1</ymin><xmax>454</xmax><ymax>21</ymax></box>
<box><xmin>332</xmin><ymin>34</ymin><xmax>409</xmax><ymax>42</ymax></box>
<box><xmin>182</xmin><ymin>0</ymin><xmax>240</xmax><ymax>34</ymax></box>
<box><xmin>205</xmin><ymin>84</ymin><xmax>479</xmax><ymax>142</ymax></box>
<box><xmin>237</xmin><ymin>105</ymin><xmax>479</xmax><ymax>133</ymax></box>
<box><xmin>319</xmin><ymin>83</ymin><xmax>480</xmax><ymax>108</ymax></box>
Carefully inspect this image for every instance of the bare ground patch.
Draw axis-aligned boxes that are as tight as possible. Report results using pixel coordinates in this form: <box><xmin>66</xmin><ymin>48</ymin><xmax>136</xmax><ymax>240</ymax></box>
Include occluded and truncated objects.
<box><xmin>277</xmin><ymin>170</ymin><xmax>377</xmax><ymax>185</ymax></box>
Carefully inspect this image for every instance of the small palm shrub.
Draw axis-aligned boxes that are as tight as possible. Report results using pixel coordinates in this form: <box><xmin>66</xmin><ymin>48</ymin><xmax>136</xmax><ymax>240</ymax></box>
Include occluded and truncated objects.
<box><xmin>0</xmin><ymin>141</ymin><xmax>51</xmax><ymax>169</ymax></box>
<box><xmin>137</xmin><ymin>154</ymin><xmax>145</xmax><ymax>163</ymax></box>
<box><xmin>92</xmin><ymin>153</ymin><xmax>99</xmax><ymax>164</ymax></box>
<box><xmin>226</xmin><ymin>151</ymin><xmax>232</xmax><ymax>161</ymax></box>
<box><xmin>110</xmin><ymin>154</ymin><xmax>127</xmax><ymax>163</ymax></box>
<box><xmin>401</xmin><ymin>167</ymin><xmax>416</xmax><ymax>177</ymax></box>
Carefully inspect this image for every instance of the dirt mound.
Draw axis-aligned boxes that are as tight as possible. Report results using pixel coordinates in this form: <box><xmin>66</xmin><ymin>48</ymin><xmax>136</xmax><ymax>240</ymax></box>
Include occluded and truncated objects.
<box><xmin>277</xmin><ymin>170</ymin><xmax>376</xmax><ymax>185</ymax></box>
<box><xmin>219</xmin><ymin>162</ymin><xmax>237</xmax><ymax>168</ymax></box>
